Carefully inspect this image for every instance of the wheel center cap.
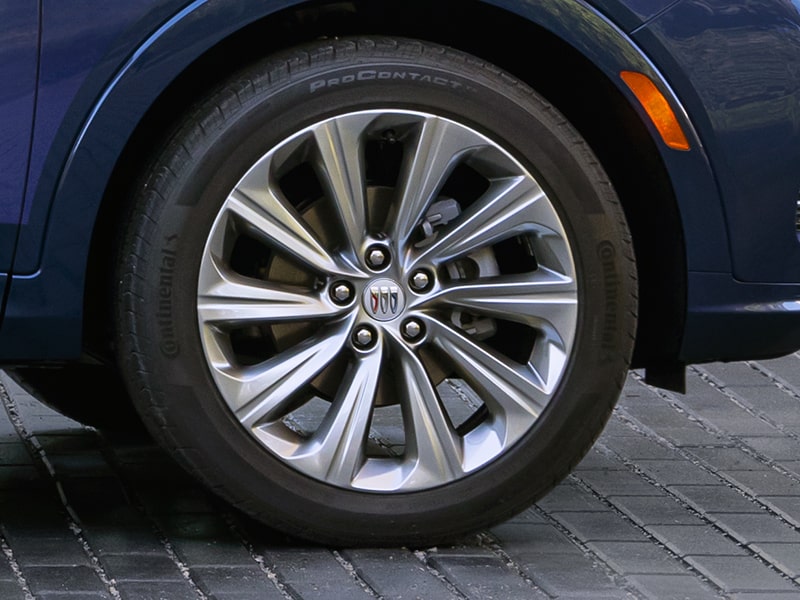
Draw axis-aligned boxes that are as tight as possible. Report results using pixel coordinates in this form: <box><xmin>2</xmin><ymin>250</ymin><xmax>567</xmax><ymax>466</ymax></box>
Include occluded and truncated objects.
<box><xmin>363</xmin><ymin>278</ymin><xmax>406</xmax><ymax>321</ymax></box>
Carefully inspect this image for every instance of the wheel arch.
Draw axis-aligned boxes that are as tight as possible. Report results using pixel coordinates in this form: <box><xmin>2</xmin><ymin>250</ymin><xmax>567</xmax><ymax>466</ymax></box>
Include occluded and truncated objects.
<box><xmin>73</xmin><ymin>0</ymin><xmax>691</xmax><ymax>368</ymax></box>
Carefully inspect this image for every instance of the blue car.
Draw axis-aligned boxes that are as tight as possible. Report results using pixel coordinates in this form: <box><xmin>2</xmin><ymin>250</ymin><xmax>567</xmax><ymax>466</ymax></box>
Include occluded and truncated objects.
<box><xmin>2</xmin><ymin>0</ymin><xmax>800</xmax><ymax>545</ymax></box>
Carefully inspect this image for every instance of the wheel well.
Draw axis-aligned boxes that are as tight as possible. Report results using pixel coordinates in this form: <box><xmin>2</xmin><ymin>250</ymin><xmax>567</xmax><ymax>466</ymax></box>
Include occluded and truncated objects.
<box><xmin>85</xmin><ymin>0</ymin><xmax>686</xmax><ymax>369</ymax></box>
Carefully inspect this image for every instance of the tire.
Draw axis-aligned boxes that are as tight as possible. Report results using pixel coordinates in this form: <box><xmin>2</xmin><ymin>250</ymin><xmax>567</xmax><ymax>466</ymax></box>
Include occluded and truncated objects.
<box><xmin>116</xmin><ymin>37</ymin><xmax>636</xmax><ymax>546</ymax></box>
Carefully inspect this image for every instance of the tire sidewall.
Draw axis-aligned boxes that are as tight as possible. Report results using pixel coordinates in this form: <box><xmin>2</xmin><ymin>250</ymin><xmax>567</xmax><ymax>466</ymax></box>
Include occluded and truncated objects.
<box><xmin>120</xmin><ymin>39</ymin><xmax>634</xmax><ymax>543</ymax></box>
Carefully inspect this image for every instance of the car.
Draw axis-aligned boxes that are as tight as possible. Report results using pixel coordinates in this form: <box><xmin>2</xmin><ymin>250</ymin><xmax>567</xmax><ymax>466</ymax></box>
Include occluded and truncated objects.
<box><xmin>2</xmin><ymin>0</ymin><xmax>800</xmax><ymax>546</ymax></box>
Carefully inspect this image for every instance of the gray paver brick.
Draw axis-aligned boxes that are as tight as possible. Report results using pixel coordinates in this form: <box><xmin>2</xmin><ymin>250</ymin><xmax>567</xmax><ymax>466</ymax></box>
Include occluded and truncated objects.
<box><xmin>710</xmin><ymin>513</ymin><xmax>800</xmax><ymax>544</ymax></box>
<box><xmin>344</xmin><ymin>549</ymin><xmax>460</xmax><ymax>600</ymax></box>
<box><xmin>265</xmin><ymin>548</ymin><xmax>373</xmax><ymax>599</ymax></box>
<box><xmin>428</xmin><ymin>551</ymin><xmax>548</xmax><ymax>600</ymax></box>
<box><xmin>4</xmin><ymin>535</ymin><xmax>92</xmax><ymax>567</ymax></box>
<box><xmin>723</xmin><ymin>470</ymin><xmax>800</xmax><ymax>496</ymax></box>
<box><xmin>762</xmin><ymin>496</ymin><xmax>800</xmax><ymax>525</ymax></box>
<box><xmin>600</xmin><ymin>416</ymin><xmax>647</xmax><ymax>437</ymax></box>
<box><xmin>0</xmin><ymin>580</ymin><xmax>27</xmax><ymax>600</ymax></box>
<box><xmin>101</xmin><ymin>553</ymin><xmax>185</xmax><ymax>582</ymax></box>
<box><xmin>190</xmin><ymin>566</ymin><xmax>283</xmax><ymax>598</ymax></box>
<box><xmin>586</xmin><ymin>541</ymin><xmax>688</xmax><ymax>575</ymax></box>
<box><xmin>504</xmin><ymin>507</ymin><xmax>548</xmax><ymax>524</ymax></box>
<box><xmin>601</xmin><ymin>435</ymin><xmax>679</xmax><ymax>460</ymax></box>
<box><xmin>490</xmin><ymin>522</ymin><xmax>580</xmax><ymax>554</ymax></box>
<box><xmin>686</xmin><ymin>447</ymin><xmax>771</xmax><ymax>471</ymax></box>
<box><xmin>752</xmin><ymin>356</ymin><xmax>800</xmax><ymax>388</ymax></box>
<box><xmin>741</xmin><ymin>436</ymin><xmax>800</xmax><ymax>460</ymax></box>
<box><xmin>647</xmin><ymin>425</ymin><xmax>725</xmax><ymax>447</ymax></box>
<box><xmin>729</xmin><ymin>390</ymin><xmax>800</xmax><ymax>427</ymax></box>
<box><xmin>116</xmin><ymin>580</ymin><xmax>199</xmax><ymax>600</ymax></box>
<box><xmin>172</xmin><ymin>536</ymin><xmax>256</xmax><ymax>567</ymax></box>
<box><xmin>552</xmin><ymin>511</ymin><xmax>647</xmax><ymax>542</ymax></box>
<box><xmin>730</xmin><ymin>594</ymin><xmax>800</xmax><ymax>600</ymax></box>
<box><xmin>535</xmin><ymin>482</ymin><xmax>611</xmax><ymax>513</ymax></box>
<box><xmin>647</xmin><ymin>525</ymin><xmax>749</xmax><ymax>557</ymax></box>
<box><xmin>686</xmin><ymin>555</ymin><xmax>798</xmax><ymax>592</ymax></box>
<box><xmin>510</xmin><ymin>551</ymin><xmax>627</xmax><ymax>598</ymax></box>
<box><xmin>633</xmin><ymin>459</ymin><xmax>722</xmax><ymax>486</ymax></box>
<box><xmin>627</xmin><ymin>573</ymin><xmax>721</xmax><ymax>600</ymax></box>
<box><xmin>0</xmin><ymin>557</ymin><xmax>14</xmax><ymax>580</ymax></box>
<box><xmin>81</xmin><ymin>517</ymin><xmax>166</xmax><ymax>556</ymax></box>
<box><xmin>702</xmin><ymin>363</ymin><xmax>767</xmax><ymax>387</ymax></box>
<box><xmin>573</xmin><ymin>449</ymin><xmax>626</xmax><ymax>471</ymax></box>
<box><xmin>23</xmin><ymin>565</ymin><xmax>108</xmax><ymax>595</ymax></box>
<box><xmin>670</xmin><ymin>485</ymin><xmax>762</xmax><ymax>514</ymax></box>
<box><xmin>36</xmin><ymin>594</ymin><xmax>111</xmax><ymax>600</ymax></box>
<box><xmin>0</xmin><ymin>443</ymin><xmax>33</xmax><ymax>465</ymax></box>
<box><xmin>750</xmin><ymin>543</ymin><xmax>800</xmax><ymax>578</ymax></box>
<box><xmin>210</xmin><ymin>593</ymin><xmax>293</xmax><ymax>600</ymax></box>
<box><xmin>576</xmin><ymin>468</ymin><xmax>662</xmax><ymax>496</ymax></box>
<box><xmin>610</xmin><ymin>494</ymin><xmax>705</xmax><ymax>526</ymax></box>
<box><xmin>6</xmin><ymin>363</ymin><xmax>800</xmax><ymax>598</ymax></box>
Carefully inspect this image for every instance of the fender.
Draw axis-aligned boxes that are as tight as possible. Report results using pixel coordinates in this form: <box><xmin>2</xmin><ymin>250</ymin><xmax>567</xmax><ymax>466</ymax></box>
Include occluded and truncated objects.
<box><xmin>0</xmin><ymin>0</ymin><xmax>726</xmax><ymax>359</ymax></box>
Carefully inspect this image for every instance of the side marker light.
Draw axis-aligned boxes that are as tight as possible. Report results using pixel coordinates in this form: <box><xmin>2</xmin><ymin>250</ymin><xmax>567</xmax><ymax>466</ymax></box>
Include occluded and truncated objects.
<box><xmin>620</xmin><ymin>70</ymin><xmax>690</xmax><ymax>151</ymax></box>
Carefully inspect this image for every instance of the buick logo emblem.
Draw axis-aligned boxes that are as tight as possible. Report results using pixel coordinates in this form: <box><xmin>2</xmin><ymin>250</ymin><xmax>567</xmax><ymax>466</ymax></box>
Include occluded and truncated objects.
<box><xmin>363</xmin><ymin>278</ymin><xmax>405</xmax><ymax>321</ymax></box>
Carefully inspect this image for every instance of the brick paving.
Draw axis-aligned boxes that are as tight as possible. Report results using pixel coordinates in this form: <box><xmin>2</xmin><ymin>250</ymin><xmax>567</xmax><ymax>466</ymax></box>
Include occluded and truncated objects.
<box><xmin>0</xmin><ymin>354</ymin><xmax>799</xmax><ymax>599</ymax></box>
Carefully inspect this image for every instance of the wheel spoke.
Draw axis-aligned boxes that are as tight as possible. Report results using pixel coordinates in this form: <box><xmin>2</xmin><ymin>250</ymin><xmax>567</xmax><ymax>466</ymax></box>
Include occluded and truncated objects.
<box><xmin>421</xmin><ymin>269</ymin><xmax>577</xmax><ymax>347</ymax></box>
<box><xmin>281</xmin><ymin>346</ymin><xmax>382</xmax><ymax>485</ymax></box>
<box><xmin>228</xmin><ymin>165</ymin><xmax>355</xmax><ymax>277</ymax></box>
<box><xmin>311</xmin><ymin>115</ymin><xmax>373</xmax><ymax>257</ymax></box>
<box><xmin>204</xmin><ymin>317</ymin><xmax>354</xmax><ymax>427</ymax></box>
<box><xmin>424</xmin><ymin>316</ymin><xmax>549</xmax><ymax>437</ymax></box>
<box><xmin>197</xmin><ymin>255</ymin><xmax>341</xmax><ymax>325</ymax></box>
<box><xmin>390</xmin><ymin>116</ymin><xmax>483</xmax><ymax>248</ymax></box>
<box><xmin>198</xmin><ymin>108</ymin><xmax>583</xmax><ymax>493</ymax></box>
<box><xmin>393</xmin><ymin>339</ymin><xmax>463</xmax><ymax>484</ymax></box>
<box><xmin>411</xmin><ymin>176</ymin><xmax>551</xmax><ymax>267</ymax></box>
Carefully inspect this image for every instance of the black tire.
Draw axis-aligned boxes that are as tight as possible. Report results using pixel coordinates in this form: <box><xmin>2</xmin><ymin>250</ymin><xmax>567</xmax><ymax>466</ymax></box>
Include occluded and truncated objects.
<box><xmin>116</xmin><ymin>37</ymin><xmax>636</xmax><ymax>546</ymax></box>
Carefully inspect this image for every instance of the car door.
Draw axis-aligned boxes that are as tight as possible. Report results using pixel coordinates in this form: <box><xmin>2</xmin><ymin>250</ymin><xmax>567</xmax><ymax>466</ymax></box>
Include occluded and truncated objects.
<box><xmin>0</xmin><ymin>4</ymin><xmax>39</xmax><ymax>305</ymax></box>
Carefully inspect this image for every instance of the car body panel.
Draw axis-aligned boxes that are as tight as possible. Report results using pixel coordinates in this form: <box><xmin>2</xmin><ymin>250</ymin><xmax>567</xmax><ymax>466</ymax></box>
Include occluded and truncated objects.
<box><xmin>1</xmin><ymin>0</ymin><xmax>800</xmax><ymax>367</ymax></box>
<box><xmin>1</xmin><ymin>0</ymin><xmax>714</xmax><ymax>360</ymax></box>
<box><xmin>12</xmin><ymin>0</ymin><xmax>191</xmax><ymax>275</ymax></box>
<box><xmin>635</xmin><ymin>0</ymin><xmax>800</xmax><ymax>284</ymax></box>
<box><xmin>586</xmin><ymin>0</ymin><xmax>680</xmax><ymax>30</ymax></box>
<box><xmin>0</xmin><ymin>3</ymin><xmax>38</xmax><ymax>280</ymax></box>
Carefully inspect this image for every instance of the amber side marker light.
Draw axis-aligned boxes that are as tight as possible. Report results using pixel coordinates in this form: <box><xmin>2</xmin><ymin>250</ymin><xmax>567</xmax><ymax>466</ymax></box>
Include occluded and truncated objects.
<box><xmin>620</xmin><ymin>70</ymin><xmax>690</xmax><ymax>151</ymax></box>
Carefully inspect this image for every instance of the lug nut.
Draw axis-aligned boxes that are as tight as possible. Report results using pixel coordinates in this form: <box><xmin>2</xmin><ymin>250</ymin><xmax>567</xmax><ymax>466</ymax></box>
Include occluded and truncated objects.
<box><xmin>366</xmin><ymin>245</ymin><xmax>389</xmax><ymax>270</ymax></box>
<box><xmin>402</xmin><ymin>319</ymin><xmax>424</xmax><ymax>341</ymax></box>
<box><xmin>353</xmin><ymin>326</ymin><xmax>376</xmax><ymax>349</ymax></box>
<box><xmin>409</xmin><ymin>270</ymin><xmax>432</xmax><ymax>292</ymax></box>
<box><xmin>330</xmin><ymin>282</ymin><xmax>354</xmax><ymax>305</ymax></box>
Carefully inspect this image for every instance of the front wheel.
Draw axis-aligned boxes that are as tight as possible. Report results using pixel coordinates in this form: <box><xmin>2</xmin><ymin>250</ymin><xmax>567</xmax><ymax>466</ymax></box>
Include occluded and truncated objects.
<box><xmin>116</xmin><ymin>37</ymin><xmax>636</xmax><ymax>546</ymax></box>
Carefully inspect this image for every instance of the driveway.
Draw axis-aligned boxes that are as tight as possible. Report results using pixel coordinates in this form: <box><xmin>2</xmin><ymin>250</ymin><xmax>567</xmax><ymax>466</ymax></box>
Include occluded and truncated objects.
<box><xmin>1</xmin><ymin>355</ymin><xmax>799</xmax><ymax>599</ymax></box>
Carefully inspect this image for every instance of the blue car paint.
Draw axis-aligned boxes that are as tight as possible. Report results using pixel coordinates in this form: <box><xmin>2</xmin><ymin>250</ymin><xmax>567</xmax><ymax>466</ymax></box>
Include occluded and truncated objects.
<box><xmin>1</xmin><ymin>0</ymin><xmax>800</xmax><ymax>368</ymax></box>
<box><xmin>0</xmin><ymin>0</ymin><xmax>698</xmax><ymax>359</ymax></box>
<box><xmin>587</xmin><ymin>0</ymin><xmax>681</xmax><ymax>30</ymax></box>
<box><xmin>635</xmin><ymin>0</ymin><xmax>800</xmax><ymax>284</ymax></box>
<box><xmin>0</xmin><ymin>3</ymin><xmax>38</xmax><ymax>274</ymax></box>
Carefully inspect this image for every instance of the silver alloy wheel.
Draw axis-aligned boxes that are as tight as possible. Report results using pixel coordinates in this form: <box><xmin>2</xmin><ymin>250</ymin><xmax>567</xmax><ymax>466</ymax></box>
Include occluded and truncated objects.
<box><xmin>196</xmin><ymin>109</ymin><xmax>578</xmax><ymax>492</ymax></box>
